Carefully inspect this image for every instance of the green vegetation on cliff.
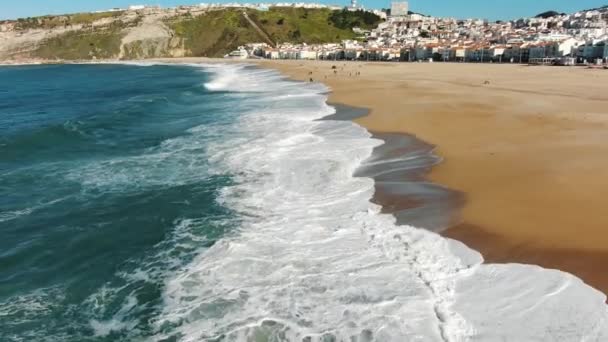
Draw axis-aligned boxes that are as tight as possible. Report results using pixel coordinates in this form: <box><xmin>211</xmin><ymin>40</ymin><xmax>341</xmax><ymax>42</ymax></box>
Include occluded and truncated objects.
<box><xmin>17</xmin><ymin>7</ymin><xmax>382</xmax><ymax>60</ymax></box>
<box><xmin>34</xmin><ymin>25</ymin><xmax>124</xmax><ymax>60</ymax></box>
<box><xmin>250</xmin><ymin>8</ymin><xmax>380</xmax><ymax>43</ymax></box>
<box><xmin>13</xmin><ymin>11</ymin><xmax>125</xmax><ymax>30</ymax></box>
<box><xmin>328</xmin><ymin>8</ymin><xmax>382</xmax><ymax>30</ymax></box>
<box><xmin>168</xmin><ymin>10</ymin><xmax>262</xmax><ymax>57</ymax></box>
<box><xmin>169</xmin><ymin>8</ymin><xmax>382</xmax><ymax>57</ymax></box>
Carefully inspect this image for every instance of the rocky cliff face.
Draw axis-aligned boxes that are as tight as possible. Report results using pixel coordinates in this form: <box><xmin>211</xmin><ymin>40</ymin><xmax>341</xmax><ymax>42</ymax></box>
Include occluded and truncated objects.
<box><xmin>0</xmin><ymin>9</ymin><xmax>188</xmax><ymax>61</ymax></box>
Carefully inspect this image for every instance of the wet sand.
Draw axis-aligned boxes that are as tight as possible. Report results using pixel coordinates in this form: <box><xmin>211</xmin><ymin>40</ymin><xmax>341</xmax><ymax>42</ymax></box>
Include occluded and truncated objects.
<box><xmin>252</xmin><ymin>60</ymin><xmax>608</xmax><ymax>294</ymax></box>
<box><xmin>326</xmin><ymin>104</ymin><xmax>463</xmax><ymax>232</ymax></box>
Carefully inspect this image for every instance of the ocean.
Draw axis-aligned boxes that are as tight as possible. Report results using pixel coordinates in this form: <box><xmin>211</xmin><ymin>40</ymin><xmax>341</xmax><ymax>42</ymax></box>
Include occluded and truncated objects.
<box><xmin>1</xmin><ymin>63</ymin><xmax>607</xmax><ymax>342</ymax></box>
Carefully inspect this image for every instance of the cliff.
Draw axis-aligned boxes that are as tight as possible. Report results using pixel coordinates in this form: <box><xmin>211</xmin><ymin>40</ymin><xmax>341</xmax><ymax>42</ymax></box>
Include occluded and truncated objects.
<box><xmin>0</xmin><ymin>7</ymin><xmax>381</xmax><ymax>61</ymax></box>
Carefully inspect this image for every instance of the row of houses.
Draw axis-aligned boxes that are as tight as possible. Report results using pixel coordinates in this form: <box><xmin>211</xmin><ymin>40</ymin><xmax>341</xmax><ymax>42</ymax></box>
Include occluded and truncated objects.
<box><xmin>262</xmin><ymin>48</ymin><xmax>402</xmax><ymax>61</ymax></box>
<box><xmin>246</xmin><ymin>43</ymin><xmax>402</xmax><ymax>61</ymax></box>
<box><xmin>404</xmin><ymin>39</ymin><xmax>608</xmax><ymax>63</ymax></box>
<box><xmin>247</xmin><ymin>38</ymin><xmax>608</xmax><ymax>64</ymax></box>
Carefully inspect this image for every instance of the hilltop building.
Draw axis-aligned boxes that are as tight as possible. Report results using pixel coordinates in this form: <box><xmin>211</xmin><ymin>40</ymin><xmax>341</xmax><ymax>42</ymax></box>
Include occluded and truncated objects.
<box><xmin>391</xmin><ymin>1</ymin><xmax>409</xmax><ymax>17</ymax></box>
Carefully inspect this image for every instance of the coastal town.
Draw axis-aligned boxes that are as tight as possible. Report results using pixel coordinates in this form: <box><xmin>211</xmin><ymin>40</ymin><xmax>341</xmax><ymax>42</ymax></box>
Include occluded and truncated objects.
<box><xmin>1</xmin><ymin>1</ymin><xmax>608</xmax><ymax>65</ymax></box>
<box><xmin>96</xmin><ymin>1</ymin><xmax>608</xmax><ymax>65</ymax></box>
<box><xmin>235</xmin><ymin>1</ymin><xmax>608</xmax><ymax>65</ymax></box>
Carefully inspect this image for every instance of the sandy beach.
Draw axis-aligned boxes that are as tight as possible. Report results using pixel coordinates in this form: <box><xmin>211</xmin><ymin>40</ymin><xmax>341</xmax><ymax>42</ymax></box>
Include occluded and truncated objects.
<box><xmin>247</xmin><ymin>60</ymin><xmax>608</xmax><ymax>294</ymax></box>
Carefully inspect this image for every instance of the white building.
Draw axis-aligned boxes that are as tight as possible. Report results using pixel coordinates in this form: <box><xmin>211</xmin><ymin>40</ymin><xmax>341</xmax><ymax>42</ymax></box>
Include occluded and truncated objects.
<box><xmin>391</xmin><ymin>1</ymin><xmax>409</xmax><ymax>17</ymax></box>
<box><xmin>298</xmin><ymin>50</ymin><xmax>318</xmax><ymax>60</ymax></box>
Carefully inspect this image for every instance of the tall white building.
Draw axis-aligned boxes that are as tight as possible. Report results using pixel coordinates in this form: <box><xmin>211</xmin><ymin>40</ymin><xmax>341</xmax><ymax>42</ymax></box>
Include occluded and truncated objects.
<box><xmin>391</xmin><ymin>1</ymin><xmax>409</xmax><ymax>17</ymax></box>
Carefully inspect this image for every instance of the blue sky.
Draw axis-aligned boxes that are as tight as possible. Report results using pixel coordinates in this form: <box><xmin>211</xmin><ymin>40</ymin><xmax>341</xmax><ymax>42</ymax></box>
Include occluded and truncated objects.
<box><xmin>0</xmin><ymin>0</ymin><xmax>606</xmax><ymax>20</ymax></box>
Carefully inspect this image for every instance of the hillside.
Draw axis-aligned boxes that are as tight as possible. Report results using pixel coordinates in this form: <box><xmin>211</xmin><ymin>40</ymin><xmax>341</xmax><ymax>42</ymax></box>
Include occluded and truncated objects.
<box><xmin>0</xmin><ymin>7</ymin><xmax>381</xmax><ymax>61</ymax></box>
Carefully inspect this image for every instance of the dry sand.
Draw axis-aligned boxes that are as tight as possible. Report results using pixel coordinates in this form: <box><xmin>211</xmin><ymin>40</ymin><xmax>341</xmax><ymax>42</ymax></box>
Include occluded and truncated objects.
<box><xmin>252</xmin><ymin>60</ymin><xmax>608</xmax><ymax>294</ymax></box>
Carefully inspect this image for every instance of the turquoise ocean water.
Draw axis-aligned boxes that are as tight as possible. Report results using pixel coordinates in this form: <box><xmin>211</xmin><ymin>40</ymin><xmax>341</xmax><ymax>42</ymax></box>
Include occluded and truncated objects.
<box><xmin>0</xmin><ymin>64</ymin><xmax>241</xmax><ymax>341</ymax></box>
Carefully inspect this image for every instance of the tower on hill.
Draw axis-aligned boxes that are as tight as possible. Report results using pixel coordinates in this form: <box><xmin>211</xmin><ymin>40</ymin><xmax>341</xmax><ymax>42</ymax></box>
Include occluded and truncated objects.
<box><xmin>391</xmin><ymin>0</ymin><xmax>409</xmax><ymax>17</ymax></box>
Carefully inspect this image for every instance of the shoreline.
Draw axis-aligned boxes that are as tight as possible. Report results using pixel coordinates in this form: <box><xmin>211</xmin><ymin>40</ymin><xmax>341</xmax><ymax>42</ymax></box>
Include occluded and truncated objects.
<box><xmin>174</xmin><ymin>61</ymin><xmax>608</xmax><ymax>339</ymax></box>
<box><xmin>7</xmin><ymin>58</ymin><xmax>608</xmax><ymax>294</ymax></box>
<box><xmin>5</xmin><ymin>59</ymin><xmax>608</xmax><ymax>340</ymax></box>
<box><xmin>326</xmin><ymin>102</ymin><xmax>463</xmax><ymax>232</ymax></box>
<box><xmin>250</xmin><ymin>59</ymin><xmax>608</xmax><ymax>295</ymax></box>
<box><xmin>362</xmin><ymin>131</ymin><xmax>464</xmax><ymax>231</ymax></box>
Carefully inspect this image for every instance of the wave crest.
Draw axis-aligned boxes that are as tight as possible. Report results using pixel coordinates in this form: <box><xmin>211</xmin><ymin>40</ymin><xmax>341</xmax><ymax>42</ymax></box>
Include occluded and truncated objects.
<box><xmin>156</xmin><ymin>63</ymin><xmax>608</xmax><ymax>341</ymax></box>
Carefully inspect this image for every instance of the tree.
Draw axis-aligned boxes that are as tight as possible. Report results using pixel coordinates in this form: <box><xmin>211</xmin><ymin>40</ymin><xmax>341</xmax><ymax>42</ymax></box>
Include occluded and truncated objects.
<box><xmin>328</xmin><ymin>9</ymin><xmax>381</xmax><ymax>30</ymax></box>
<box><xmin>535</xmin><ymin>10</ymin><xmax>561</xmax><ymax>19</ymax></box>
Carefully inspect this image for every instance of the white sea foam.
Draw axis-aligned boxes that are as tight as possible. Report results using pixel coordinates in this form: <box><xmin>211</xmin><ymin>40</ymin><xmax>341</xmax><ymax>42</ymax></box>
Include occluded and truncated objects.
<box><xmin>149</xmin><ymin>64</ymin><xmax>608</xmax><ymax>341</ymax></box>
<box><xmin>0</xmin><ymin>287</ymin><xmax>73</xmax><ymax>341</ymax></box>
<box><xmin>0</xmin><ymin>197</ymin><xmax>68</xmax><ymax>223</ymax></box>
<box><xmin>66</xmin><ymin>120</ymin><xmax>227</xmax><ymax>194</ymax></box>
<box><xmin>90</xmin><ymin>294</ymin><xmax>139</xmax><ymax>337</ymax></box>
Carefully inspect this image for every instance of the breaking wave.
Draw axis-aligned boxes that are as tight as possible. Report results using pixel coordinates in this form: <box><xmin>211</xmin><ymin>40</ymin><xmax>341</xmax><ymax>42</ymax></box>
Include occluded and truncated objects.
<box><xmin>2</xmin><ymin>62</ymin><xmax>606</xmax><ymax>342</ymax></box>
<box><xmin>149</xmin><ymin>64</ymin><xmax>608</xmax><ymax>341</ymax></box>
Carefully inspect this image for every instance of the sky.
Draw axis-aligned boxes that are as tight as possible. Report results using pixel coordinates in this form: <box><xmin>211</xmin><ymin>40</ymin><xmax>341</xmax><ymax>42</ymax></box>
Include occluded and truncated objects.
<box><xmin>0</xmin><ymin>0</ymin><xmax>606</xmax><ymax>21</ymax></box>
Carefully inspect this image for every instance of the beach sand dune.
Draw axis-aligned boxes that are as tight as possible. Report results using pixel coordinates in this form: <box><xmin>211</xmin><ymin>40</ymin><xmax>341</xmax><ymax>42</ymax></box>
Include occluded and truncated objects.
<box><xmin>254</xmin><ymin>60</ymin><xmax>608</xmax><ymax>293</ymax></box>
